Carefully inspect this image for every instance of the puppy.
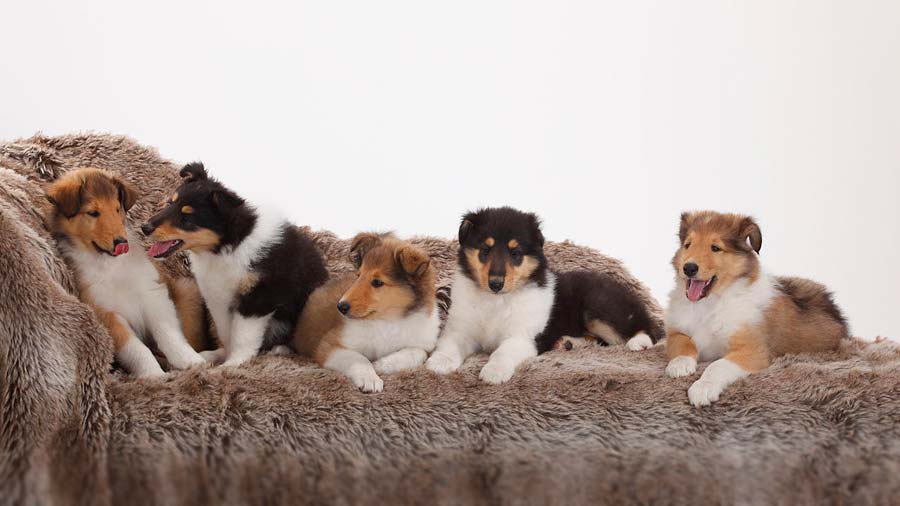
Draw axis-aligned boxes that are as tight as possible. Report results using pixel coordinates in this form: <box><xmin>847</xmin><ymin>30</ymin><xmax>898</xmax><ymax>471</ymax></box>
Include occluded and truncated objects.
<box><xmin>665</xmin><ymin>211</ymin><xmax>848</xmax><ymax>407</ymax></box>
<box><xmin>292</xmin><ymin>233</ymin><xmax>440</xmax><ymax>392</ymax></box>
<box><xmin>142</xmin><ymin>163</ymin><xmax>328</xmax><ymax>367</ymax></box>
<box><xmin>426</xmin><ymin>207</ymin><xmax>660</xmax><ymax>384</ymax></box>
<box><xmin>45</xmin><ymin>168</ymin><xmax>207</xmax><ymax>377</ymax></box>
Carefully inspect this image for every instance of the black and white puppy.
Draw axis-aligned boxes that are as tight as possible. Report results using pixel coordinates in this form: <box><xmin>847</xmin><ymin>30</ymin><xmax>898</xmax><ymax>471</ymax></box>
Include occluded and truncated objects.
<box><xmin>426</xmin><ymin>206</ymin><xmax>662</xmax><ymax>384</ymax></box>
<box><xmin>142</xmin><ymin>163</ymin><xmax>328</xmax><ymax>366</ymax></box>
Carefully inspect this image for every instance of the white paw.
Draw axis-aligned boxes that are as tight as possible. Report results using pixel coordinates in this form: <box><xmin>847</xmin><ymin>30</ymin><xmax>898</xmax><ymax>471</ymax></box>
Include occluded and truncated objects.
<box><xmin>268</xmin><ymin>345</ymin><xmax>294</xmax><ymax>356</ymax></box>
<box><xmin>479</xmin><ymin>360</ymin><xmax>516</xmax><ymax>384</ymax></box>
<box><xmin>167</xmin><ymin>350</ymin><xmax>206</xmax><ymax>370</ymax></box>
<box><xmin>666</xmin><ymin>355</ymin><xmax>697</xmax><ymax>378</ymax></box>
<box><xmin>374</xmin><ymin>349</ymin><xmax>426</xmax><ymax>374</ymax></box>
<box><xmin>688</xmin><ymin>378</ymin><xmax>724</xmax><ymax>407</ymax></box>
<box><xmin>134</xmin><ymin>367</ymin><xmax>168</xmax><ymax>379</ymax></box>
<box><xmin>626</xmin><ymin>333</ymin><xmax>653</xmax><ymax>351</ymax></box>
<box><xmin>348</xmin><ymin>367</ymin><xmax>384</xmax><ymax>393</ymax></box>
<box><xmin>200</xmin><ymin>348</ymin><xmax>227</xmax><ymax>365</ymax></box>
<box><xmin>425</xmin><ymin>352</ymin><xmax>461</xmax><ymax>375</ymax></box>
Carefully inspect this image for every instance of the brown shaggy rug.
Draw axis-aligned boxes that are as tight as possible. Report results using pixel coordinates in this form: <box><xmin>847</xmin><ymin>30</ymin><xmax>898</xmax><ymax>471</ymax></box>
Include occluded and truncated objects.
<box><xmin>1</xmin><ymin>133</ymin><xmax>899</xmax><ymax>506</ymax></box>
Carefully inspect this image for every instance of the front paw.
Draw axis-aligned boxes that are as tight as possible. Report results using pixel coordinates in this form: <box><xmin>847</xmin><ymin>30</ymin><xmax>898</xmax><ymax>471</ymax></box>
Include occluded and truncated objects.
<box><xmin>348</xmin><ymin>366</ymin><xmax>384</xmax><ymax>393</ymax></box>
<box><xmin>625</xmin><ymin>333</ymin><xmax>653</xmax><ymax>351</ymax></box>
<box><xmin>374</xmin><ymin>349</ymin><xmax>426</xmax><ymax>374</ymax></box>
<box><xmin>200</xmin><ymin>348</ymin><xmax>227</xmax><ymax>365</ymax></box>
<box><xmin>688</xmin><ymin>378</ymin><xmax>723</xmax><ymax>407</ymax></box>
<box><xmin>666</xmin><ymin>356</ymin><xmax>697</xmax><ymax>378</ymax></box>
<box><xmin>425</xmin><ymin>352</ymin><xmax>461</xmax><ymax>375</ymax></box>
<box><xmin>168</xmin><ymin>351</ymin><xmax>207</xmax><ymax>370</ymax></box>
<box><xmin>479</xmin><ymin>360</ymin><xmax>515</xmax><ymax>384</ymax></box>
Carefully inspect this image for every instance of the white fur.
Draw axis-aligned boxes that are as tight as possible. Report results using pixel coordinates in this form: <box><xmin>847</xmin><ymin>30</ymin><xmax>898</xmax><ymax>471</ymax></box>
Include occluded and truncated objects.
<box><xmin>665</xmin><ymin>355</ymin><xmax>697</xmax><ymax>378</ymax></box>
<box><xmin>62</xmin><ymin>230</ymin><xmax>203</xmax><ymax>377</ymax></box>
<box><xmin>665</xmin><ymin>272</ymin><xmax>776</xmax><ymax>362</ymax></box>
<box><xmin>188</xmin><ymin>205</ymin><xmax>285</xmax><ymax>367</ymax></box>
<box><xmin>688</xmin><ymin>358</ymin><xmax>748</xmax><ymax>407</ymax></box>
<box><xmin>426</xmin><ymin>269</ymin><xmax>556</xmax><ymax>384</ymax></box>
<box><xmin>325</xmin><ymin>304</ymin><xmax>440</xmax><ymax>391</ymax></box>
<box><xmin>625</xmin><ymin>332</ymin><xmax>653</xmax><ymax>351</ymax></box>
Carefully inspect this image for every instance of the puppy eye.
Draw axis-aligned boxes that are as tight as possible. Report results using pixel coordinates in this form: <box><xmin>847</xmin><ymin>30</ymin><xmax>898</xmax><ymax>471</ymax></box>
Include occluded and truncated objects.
<box><xmin>711</xmin><ymin>245</ymin><xmax>721</xmax><ymax>252</ymax></box>
<box><xmin>371</xmin><ymin>279</ymin><xmax>384</xmax><ymax>288</ymax></box>
<box><xmin>510</xmin><ymin>249</ymin><xmax>523</xmax><ymax>260</ymax></box>
<box><xmin>87</xmin><ymin>211</ymin><xmax>100</xmax><ymax>218</ymax></box>
<box><xmin>684</xmin><ymin>242</ymin><xmax>691</xmax><ymax>250</ymax></box>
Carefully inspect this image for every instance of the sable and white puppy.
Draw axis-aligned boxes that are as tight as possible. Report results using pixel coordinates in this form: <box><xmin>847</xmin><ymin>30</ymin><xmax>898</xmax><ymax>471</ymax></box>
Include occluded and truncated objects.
<box><xmin>292</xmin><ymin>233</ymin><xmax>440</xmax><ymax>392</ymax></box>
<box><xmin>665</xmin><ymin>211</ymin><xmax>848</xmax><ymax>407</ymax></box>
<box><xmin>45</xmin><ymin>168</ymin><xmax>207</xmax><ymax>377</ymax></box>
<box><xmin>142</xmin><ymin>163</ymin><xmax>328</xmax><ymax>367</ymax></box>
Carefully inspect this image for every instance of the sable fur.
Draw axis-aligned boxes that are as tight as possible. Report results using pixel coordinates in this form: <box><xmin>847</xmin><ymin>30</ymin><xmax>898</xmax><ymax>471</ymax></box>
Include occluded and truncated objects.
<box><xmin>2</xmin><ymin>134</ymin><xmax>897</xmax><ymax>506</ymax></box>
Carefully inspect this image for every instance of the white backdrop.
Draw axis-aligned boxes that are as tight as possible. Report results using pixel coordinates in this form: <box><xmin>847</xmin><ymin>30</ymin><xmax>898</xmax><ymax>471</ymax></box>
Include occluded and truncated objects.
<box><xmin>2</xmin><ymin>1</ymin><xmax>898</xmax><ymax>339</ymax></box>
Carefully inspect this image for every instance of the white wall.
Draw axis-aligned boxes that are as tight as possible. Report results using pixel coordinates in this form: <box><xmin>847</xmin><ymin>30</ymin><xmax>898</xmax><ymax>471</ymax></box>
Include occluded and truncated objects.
<box><xmin>2</xmin><ymin>0</ymin><xmax>897</xmax><ymax>340</ymax></box>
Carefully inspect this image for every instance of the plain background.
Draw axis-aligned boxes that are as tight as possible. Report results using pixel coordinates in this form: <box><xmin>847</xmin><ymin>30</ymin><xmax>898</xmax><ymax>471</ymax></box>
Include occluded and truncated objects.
<box><xmin>2</xmin><ymin>1</ymin><xmax>897</xmax><ymax>340</ymax></box>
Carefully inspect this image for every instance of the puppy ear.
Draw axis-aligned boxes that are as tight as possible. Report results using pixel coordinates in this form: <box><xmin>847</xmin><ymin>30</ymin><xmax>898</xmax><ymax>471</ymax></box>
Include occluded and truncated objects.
<box><xmin>180</xmin><ymin>162</ymin><xmax>208</xmax><ymax>183</ymax></box>
<box><xmin>739</xmin><ymin>217</ymin><xmax>762</xmax><ymax>254</ymax></box>
<box><xmin>349</xmin><ymin>232</ymin><xmax>384</xmax><ymax>268</ymax></box>
<box><xmin>395</xmin><ymin>245</ymin><xmax>430</xmax><ymax>278</ymax></box>
<box><xmin>528</xmin><ymin>213</ymin><xmax>545</xmax><ymax>248</ymax></box>
<box><xmin>458</xmin><ymin>216</ymin><xmax>476</xmax><ymax>243</ymax></box>
<box><xmin>45</xmin><ymin>178</ymin><xmax>84</xmax><ymax>218</ymax></box>
<box><xmin>113</xmin><ymin>176</ymin><xmax>138</xmax><ymax>212</ymax></box>
<box><xmin>679</xmin><ymin>212</ymin><xmax>694</xmax><ymax>243</ymax></box>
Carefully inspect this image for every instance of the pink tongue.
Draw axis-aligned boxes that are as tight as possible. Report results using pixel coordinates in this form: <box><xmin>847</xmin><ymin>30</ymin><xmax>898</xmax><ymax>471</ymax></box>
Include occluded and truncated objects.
<box><xmin>687</xmin><ymin>279</ymin><xmax>709</xmax><ymax>302</ymax></box>
<box><xmin>113</xmin><ymin>242</ymin><xmax>129</xmax><ymax>256</ymax></box>
<box><xmin>148</xmin><ymin>240</ymin><xmax>175</xmax><ymax>258</ymax></box>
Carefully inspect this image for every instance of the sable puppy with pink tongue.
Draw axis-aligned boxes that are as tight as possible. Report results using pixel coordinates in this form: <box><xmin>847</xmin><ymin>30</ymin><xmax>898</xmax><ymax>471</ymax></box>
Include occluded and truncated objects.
<box><xmin>665</xmin><ymin>211</ymin><xmax>848</xmax><ymax>407</ymax></box>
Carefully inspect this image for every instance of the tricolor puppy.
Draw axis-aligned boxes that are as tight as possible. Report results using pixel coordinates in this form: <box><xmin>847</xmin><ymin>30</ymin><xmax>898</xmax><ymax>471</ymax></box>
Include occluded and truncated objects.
<box><xmin>426</xmin><ymin>207</ymin><xmax>660</xmax><ymax>384</ymax></box>
<box><xmin>45</xmin><ymin>168</ymin><xmax>207</xmax><ymax>377</ymax></box>
<box><xmin>665</xmin><ymin>211</ymin><xmax>848</xmax><ymax>407</ymax></box>
<box><xmin>292</xmin><ymin>233</ymin><xmax>440</xmax><ymax>392</ymax></box>
<box><xmin>142</xmin><ymin>163</ymin><xmax>328</xmax><ymax>367</ymax></box>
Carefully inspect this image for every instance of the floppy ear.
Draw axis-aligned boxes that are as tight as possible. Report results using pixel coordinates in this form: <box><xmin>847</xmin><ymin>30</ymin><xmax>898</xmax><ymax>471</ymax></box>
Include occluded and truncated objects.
<box><xmin>528</xmin><ymin>213</ymin><xmax>545</xmax><ymax>248</ymax></box>
<box><xmin>45</xmin><ymin>179</ymin><xmax>84</xmax><ymax>218</ymax></box>
<box><xmin>739</xmin><ymin>217</ymin><xmax>762</xmax><ymax>254</ymax></box>
<box><xmin>395</xmin><ymin>245</ymin><xmax>430</xmax><ymax>278</ymax></box>
<box><xmin>678</xmin><ymin>212</ymin><xmax>694</xmax><ymax>243</ymax></box>
<box><xmin>180</xmin><ymin>162</ymin><xmax>208</xmax><ymax>183</ymax></box>
<box><xmin>458</xmin><ymin>216</ymin><xmax>476</xmax><ymax>243</ymax></box>
<box><xmin>349</xmin><ymin>232</ymin><xmax>384</xmax><ymax>268</ymax></box>
<box><xmin>113</xmin><ymin>176</ymin><xmax>138</xmax><ymax>212</ymax></box>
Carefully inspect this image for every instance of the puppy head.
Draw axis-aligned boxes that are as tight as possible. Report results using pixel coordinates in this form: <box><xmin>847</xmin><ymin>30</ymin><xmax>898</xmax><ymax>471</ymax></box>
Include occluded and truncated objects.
<box><xmin>141</xmin><ymin>162</ymin><xmax>245</xmax><ymax>258</ymax></box>
<box><xmin>457</xmin><ymin>207</ymin><xmax>547</xmax><ymax>294</ymax></box>
<box><xmin>673</xmin><ymin>211</ymin><xmax>762</xmax><ymax>302</ymax></box>
<box><xmin>338</xmin><ymin>233</ymin><xmax>434</xmax><ymax>320</ymax></box>
<box><xmin>45</xmin><ymin>168</ymin><xmax>136</xmax><ymax>256</ymax></box>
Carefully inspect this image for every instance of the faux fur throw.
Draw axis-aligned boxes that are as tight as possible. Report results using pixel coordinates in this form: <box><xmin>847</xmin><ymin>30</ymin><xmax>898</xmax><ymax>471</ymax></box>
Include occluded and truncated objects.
<box><xmin>1</xmin><ymin>134</ymin><xmax>898</xmax><ymax>505</ymax></box>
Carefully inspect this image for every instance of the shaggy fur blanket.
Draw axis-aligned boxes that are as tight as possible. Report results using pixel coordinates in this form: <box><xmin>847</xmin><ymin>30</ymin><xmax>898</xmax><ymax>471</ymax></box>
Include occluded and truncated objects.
<box><xmin>1</xmin><ymin>134</ymin><xmax>898</xmax><ymax>506</ymax></box>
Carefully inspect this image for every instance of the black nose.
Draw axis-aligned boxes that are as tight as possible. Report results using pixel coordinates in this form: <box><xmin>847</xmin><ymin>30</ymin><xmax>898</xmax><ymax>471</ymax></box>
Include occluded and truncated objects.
<box><xmin>683</xmin><ymin>262</ymin><xmax>699</xmax><ymax>277</ymax></box>
<box><xmin>488</xmin><ymin>279</ymin><xmax>504</xmax><ymax>293</ymax></box>
<box><xmin>140</xmin><ymin>223</ymin><xmax>154</xmax><ymax>236</ymax></box>
<box><xmin>113</xmin><ymin>237</ymin><xmax>128</xmax><ymax>246</ymax></box>
<box><xmin>337</xmin><ymin>301</ymin><xmax>350</xmax><ymax>315</ymax></box>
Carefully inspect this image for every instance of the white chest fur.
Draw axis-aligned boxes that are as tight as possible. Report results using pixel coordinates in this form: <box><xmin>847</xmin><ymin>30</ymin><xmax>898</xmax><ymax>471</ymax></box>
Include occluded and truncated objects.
<box><xmin>65</xmin><ymin>231</ymin><xmax>168</xmax><ymax>337</ymax></box>
<box><xmin>340</xmin><ymin>305</ymin><xmax>441</xmax><ymax>361</ymax></box>
<box><xmin>445</xmin><ymin>269</ymin><xmax>556</xmax><ymax>351</ymax></box>
<box><xmin>665</xmin><ymin>274</ymin><xmax>776</xmax><ymax>361</ymax></box>
<box><xmin>188</xmin><ymin>207</ymin><xmax>286</xmax><ymax>339</ymax></box>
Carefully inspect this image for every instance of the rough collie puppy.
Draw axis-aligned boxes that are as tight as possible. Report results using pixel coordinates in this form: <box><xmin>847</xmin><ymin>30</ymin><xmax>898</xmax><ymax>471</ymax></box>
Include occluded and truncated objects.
<box><xmin>426</xmin><ymin>207</ymin><xmax>660</xmax><ymax>384</ymax></box>
<box><xmin>665</xmin><ymin>211</ymin><xmax>848</xmax><ymax>407</ymax></box>
<box><xmin>45</xmin><ymin>168</ymin><xmax>207</xmax><ymax>377</ymax></box>
<box><xmin>292</xmin><ymin>233</ymin><xmax>440</xmax><ymax>392</ymax></box>
<box><xmin>142</xmin><ymin>163</ymin><xmax>328</xmax><ymax>367</ymax></box>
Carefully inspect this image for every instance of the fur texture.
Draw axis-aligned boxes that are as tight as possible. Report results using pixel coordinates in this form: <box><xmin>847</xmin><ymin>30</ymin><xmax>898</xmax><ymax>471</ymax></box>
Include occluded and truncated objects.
<box><xmin>2</xmin><ymin>134</ymin><xmax>897</xmax><ymax>506</ymax></box>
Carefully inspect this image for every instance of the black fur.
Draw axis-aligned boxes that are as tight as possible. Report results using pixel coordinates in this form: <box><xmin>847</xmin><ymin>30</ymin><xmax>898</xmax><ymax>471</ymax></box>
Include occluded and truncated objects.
<box><xmin>144</xmin><ymin>163</ymin><xmax>328</xmax><ymax>348</ymax></box>
<box><xmin>457</xmin><ymin>206</ymin><xmax>549</xmax><ymax>288</ymax></box>
<box><xmin>536</xmin><ymin>270</ymin><xmax>666</xmax><ymax>354</ymax></box>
